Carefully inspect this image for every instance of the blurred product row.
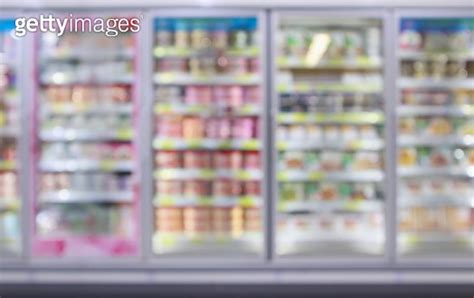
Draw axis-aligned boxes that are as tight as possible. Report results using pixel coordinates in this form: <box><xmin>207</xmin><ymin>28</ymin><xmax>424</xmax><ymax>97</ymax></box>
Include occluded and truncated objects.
<box><xmin>0</xmin><ymin>11</ymin><xmax>473</xmax><ymax>263</ymax></box>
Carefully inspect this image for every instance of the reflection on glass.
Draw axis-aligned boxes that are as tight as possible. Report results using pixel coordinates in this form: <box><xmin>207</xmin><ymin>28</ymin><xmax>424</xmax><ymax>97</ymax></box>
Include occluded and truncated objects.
<box><xmin>152</xmin><ymin>17</ymin><xmax>263</xmax><ymax>257</ymax></box>
<box><xmin>33</xmin><ymin>18</ymin><xmax>139</xmax><ymax>257</ymax></box>
<box><xmin>397</xmin><ymin>17</ymin><xmax>474</xmax><ymax>258</ymax></box>
<box><xmin>275</xmin><ymin>16</ymin><xmax>385</xmax><ymax>258</ymax></box>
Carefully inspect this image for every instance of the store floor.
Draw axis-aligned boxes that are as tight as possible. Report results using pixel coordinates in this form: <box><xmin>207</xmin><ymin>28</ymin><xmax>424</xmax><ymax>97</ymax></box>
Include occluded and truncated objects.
<box><xmin>1</xmin><ymin>284</ymin><xmax>473</xmax><ymax>298</ymax></box>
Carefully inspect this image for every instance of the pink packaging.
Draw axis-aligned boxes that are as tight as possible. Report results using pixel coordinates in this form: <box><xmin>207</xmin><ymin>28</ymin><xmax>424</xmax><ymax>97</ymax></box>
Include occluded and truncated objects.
<box><xmin>185</xmin><ymin>86</ymin><xmax>212</xmax><ymax>105</ymax></box>
<box><xmin>232</xmin><ymin>117</ymin><xmax>255</xmax><ymax>139</ymax></box>
<box><xmin>157</xmin><ymin>117</ymin><xmax>182</xmax><ymax>138</ymax></box>
<box><xmin>206</xmin><ymin>117</ymin><xmax>220</xmax><ymax>139</ymax></box>
<box><xmin>218</xmin><ymin>118</ymin><xmax>232</xmax><ymax>139</ymax></box>
<box><xmin>228</xmin><ymin>86</ymin><xmax>244</xmax><ymax>108</ymax></box>
<box><xmin>245</xmin><ymin>86</ymin><xmax>260</xmax><ymax>104</ymax></box>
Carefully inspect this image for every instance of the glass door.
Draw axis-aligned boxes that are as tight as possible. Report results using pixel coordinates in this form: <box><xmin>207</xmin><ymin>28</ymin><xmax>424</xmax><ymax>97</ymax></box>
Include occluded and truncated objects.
<box><xmin>274</xmin><ymin>13</ymin><xmax>386</xmax><ymax>258</ymax></box>
<box><xmin>31</xmin><ymin>15</ymin><xmax>140</xmax><ymax>257</ymax></box>
<box><xmin>152</xmin><ymin>13</ymin><xmax>264</xmax><ymax>258</ymax></box>
<box><xmin>397</xmin><ymin>16</ymin><xmax>474</xmax><ymax>258</ymax></box>
<box><xmin>0</xmin><ymin>18</ymin><xmax>21</xmax><ymax>257</ymax></box>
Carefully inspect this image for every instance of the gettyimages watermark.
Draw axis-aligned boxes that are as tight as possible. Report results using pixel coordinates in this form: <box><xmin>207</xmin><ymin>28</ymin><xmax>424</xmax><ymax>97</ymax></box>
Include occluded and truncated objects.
<box><xmin>14</xmin><ymin>14</ymin><xmax>142</xmax><ymax>37</ymax></box>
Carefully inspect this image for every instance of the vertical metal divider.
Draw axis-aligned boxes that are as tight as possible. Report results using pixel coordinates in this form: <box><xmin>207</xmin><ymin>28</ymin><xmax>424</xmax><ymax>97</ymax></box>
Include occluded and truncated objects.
<box><xmin>262</xmin><ymin>9</ymin><xmax>274</xmax><ymax>263</ymax></box>
<box><xmin>265</xmin><ymin>9</ymin><xmax>277</xmax><ymax>263</ymax></box>
<box><xmin>383</xmin><ymin>9</ymin><xmax>398</xmax><ymax>266</ymax></box>
<box><xmin>139</xmin><ymin>10</ymin><xmax>155</xmax><ymax>264</ymax></box>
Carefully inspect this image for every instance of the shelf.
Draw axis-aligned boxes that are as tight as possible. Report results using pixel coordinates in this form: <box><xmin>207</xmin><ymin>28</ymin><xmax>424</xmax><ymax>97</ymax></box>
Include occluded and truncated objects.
<box><xmin>277</xmin><ymin>170</ymin><xmax>384</xmax><ymax>182</ymax></box>
<box><xmin>0</xmin><ymin>127</ymin><xmax>18</xmax><ymax>138</ymax></box>
<box><xmin>154</xmin><ymin>195</ymin><xmax>260</xmax><ymax>208</ymax></box>
<box><xmin>398</xmin><ymin>135</ymin><xmax>474</xmax><ymax>147</ymax></box>
<box><xmin>398</xmin><ymin>105</ymin><xmax>474</xmax><ymax>117</ymax></box>
<box><xmin>154</xmin><ymin>73</ymin><xmax>260</xmax><ymax>86</ymax></box>
<box><xmin>277</xmin><ymin>82</ymin><xmax>382</xmax><ymax>94</ymax></box>
<box><xmin>279</xmin><ymin>199</ymin><xmax>383</xmax><ymax>213</ymax></box>
<box><xmin>399</xmin><ymin>231</ymin><xmax>473</xmax><ymax>245</ymax></box>
<box><xmin>154</xmin><ymin>103</ymin><xmax>260</xmax><ymax>116</ymax></box>
<box><xmin>398</xmin><ymin>50</ymin><xmax>474</xmax><ymax>61</ymax></box>
<box><xmin>39</xmin><ymin>191</ymin><xmax>134</xmax><ymax>204</ymax></box>
<box><xmin>40</xmin><ymin>74</ymin><xmax>134</xmax><ymax>86</ymax></box>
<box><xmin>153</xmin><ymin>138</ymin><xmax>260</xmax><ymax>151</ymax></box>
<box><xmin>277</xmin><ymin>56</ymin><xmax>382</xmax><ymax>70</ymax></box>
<box><xmin>277</xmin><ymin>112</ymin><xmax>384</xmax><ymax>124</ymax></box>
<box><xmin>40</xmin><ymin>48</ymin><xmax>134</xmax><ymax>61</ymax></box>
<box><xmin>399</xmin><ymin>194</ymin><xmax>474</xmax><ymax>208</ymax></box>
<box><xmin>153</xmin><ymin>232</ymin><xmax>260</xmax><ymax>253</ymax></box>
<box><xmin>398</xmin><ymin>166</ymin><xmax>474</xmax><ymax>178</ymax></box>
<box><xmin>398</xmin><ymin>78</ymin><xmax>474</xmax><ymax>89</ymax></box>
<box><xmin>0</xmin><ymin>160</ymin><xmax>15</xmax><ymax>171</ymax></box>
<box><xmin>153</xmin><ymin>46</ymin><xmax>259</xmax><ymax>58</ymax></box>
<box><xmin>277</xmin><ymin>139</ymin><xmax>384</xmax><ymax>151</ymax></box>
<box><xmin>154</xmin><ymin>168</ymin><xmax>261</xmax><ymax>181</ymax></box>
<box><xmin>42</xmin><ymin>103</ymin><xmax>133</xmax><ymax>115</ymax></box>
<box><xmin>39</xmin><ymin>159</ymin><xmax>133</xmax><ymax>172</ymax></box>
<box><xmin>40</xmin><ymin>128</ymin><xmax>133</xmax><ymax>142</ymax></box>
<box><xmin>0</xmin><ymin>199</ymin><xmax>20</xmax><ymax>212</ymax></box>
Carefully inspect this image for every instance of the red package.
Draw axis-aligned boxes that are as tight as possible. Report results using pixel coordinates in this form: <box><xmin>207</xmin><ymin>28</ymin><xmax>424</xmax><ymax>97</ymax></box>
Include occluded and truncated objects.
<box><xmin>244</xmin><ymin>151</ymin><xmax>260</xmax><ymax>169</ymax></box>
<box><xmin>183</xmin><ymin>151</ymin><xmax>211</xmax><ymax>169</ymax></box>
<box><xmin>155</xmin><ymin>151</ymin><xmax>181</xmax><ymax>168</ymax></box>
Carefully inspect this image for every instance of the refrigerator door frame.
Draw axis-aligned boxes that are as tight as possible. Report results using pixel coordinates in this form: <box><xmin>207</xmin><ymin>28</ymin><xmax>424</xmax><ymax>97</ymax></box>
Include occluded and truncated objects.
<box><xmin>270</xmin><ymin>8</ymin><xmax>393</xmax><ymax>267</ymax></box>
<box><xmin>0</xmin><ymin>10</ymin><xmax>29</xmax><ymax>265</ymax></box>
<box><xmin>147</xmin><ymin>8</ymin><xmax>271</xmax><ymax>267</ymax></box>
<box><xmin>26</xmin><ymin>9</ymin><xmax>145</xmax><ymax>265</ymax></box>
<box><xmin>394</xmin><ymin>8</ymin><xmax>474</xmax><ymax>268</ymax></box>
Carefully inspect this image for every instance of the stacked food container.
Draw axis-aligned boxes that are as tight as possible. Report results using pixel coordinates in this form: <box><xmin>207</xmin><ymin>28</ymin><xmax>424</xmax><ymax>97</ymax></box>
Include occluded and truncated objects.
<box><xmin>0</xmin><ymin>18</ymin><xmax>21</xmax><ymax>257</ymax></box>
<box><xmin>274</xmin><ymin>15</ymin><xmax>386</xmax><ymax>258</ymax></box>
<box><xmin>152</xmin><ymin>15</ymin><xmax>264</xmax><ymax>257</ymax></box>
<box><xmin>32</xmin><ymin>18</ymin><xmax>140</xmax><ymax>257</ymax></box>
<box><xmin>397</xmin><ymin>17</ymin><xmax>474</xmax><ymax>258</ymax></box>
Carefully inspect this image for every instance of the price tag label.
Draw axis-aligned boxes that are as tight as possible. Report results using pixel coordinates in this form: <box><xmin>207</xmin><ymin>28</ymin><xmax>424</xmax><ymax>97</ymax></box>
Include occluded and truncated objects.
<box><xmin>236</xmin><ymin>170</ymin><xmax>252</xmax><ymax>180</ymax></box>
<box><xmin>200</xmin><ymin>169</ymin><xmax>215</xmax><ymax>179</ymax></box>
<box><xmin>117</xmin><ymin>129</ymin><xmax>133</xmax><ymax>140</ymax></box>
<box><xmin>240</xmin><ymin>196</ymin><xmax>256</xmax><ymax>208</ymax></box>
<box><xmin>158</xmin><ymin>196</ymin><xmax>175</xmax><ymax>207</ymax></box>
<box><xmin>100</xmin><ymin>160</ymin><xmax>116</xmax><ymax>171</ymax></box>
<box><xmin>308</xmin><ymin>172</ymin><xmax>323</xmax><ymax>181</ymax></box>
<box><xmin>158</xmin><ymin>73</ymin><xmax>177</xmax><ymax>83</ymax></box>
<box><xmin>159</xmin><ymin>234</ymin><xmax>177</xmax><ymax>248</ymax></box>
<box><xmin>241</xmin><ymin>140</ymin><xmax>259</xmax><ymax>150</ymax></box>
<box><xmin>155</xmin><ymin>104</ymin><xmax>172</xmax><ymax>114</ymax></box>
<box><xmin>197</xmin><ymin>197</ymin><xmax>212</xmax><ymax>206</ymax></box>
<box><xmin>187</xmin><ymin>139</ymin><xmax>203</xmax><ymax>148</ymax></box>
<box><xmin>344</xmin><ymin>200</ymin><xmax>362</xmax><ymax>211</ymax></box>
<box><xmin>277</xmin><ymin>172</ymin><xmax>289</xmax><ymax>181</ymax></box>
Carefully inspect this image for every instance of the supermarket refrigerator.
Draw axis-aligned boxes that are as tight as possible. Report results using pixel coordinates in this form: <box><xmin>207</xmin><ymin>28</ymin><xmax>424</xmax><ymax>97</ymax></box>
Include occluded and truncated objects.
<box><xmin>30</xmin><ymin>13</ymin><xmax>142</xmax><ymax>258</ymax></box>
<box><xmin>272</xmin><ymin>10</ymin><xmax>391</xmax><ymax>260</ymax></box>
<box><xmin>149</xmin><ymin>10</ymin><xmax>268</xmax><ymax>259</ymax></box>
<box><xmin>396</xmin><ymin>11</ymin><xmax>474</xmax><ymax>261</ymax></box>
<box><xmin>0</xmin><ymin>15</ymin><xmax>22</xmax><ymax>259</ymax></box>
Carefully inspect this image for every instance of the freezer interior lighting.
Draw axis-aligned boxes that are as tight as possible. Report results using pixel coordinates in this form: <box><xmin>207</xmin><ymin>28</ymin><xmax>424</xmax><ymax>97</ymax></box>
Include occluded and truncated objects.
<box><xmin>305</xmin><ymin>33</ymin><xmax>330</xmax><ymax>67</ymax></box>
